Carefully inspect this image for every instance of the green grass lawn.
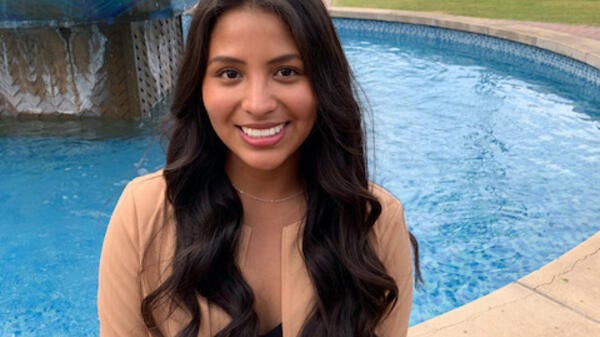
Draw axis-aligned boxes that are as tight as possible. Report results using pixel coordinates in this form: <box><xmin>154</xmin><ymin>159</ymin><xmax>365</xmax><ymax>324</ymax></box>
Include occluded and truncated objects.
<box><xmin>332</xmin><ymin>0</ymin><xmax>600</xmax><ymax>26</ymax></box>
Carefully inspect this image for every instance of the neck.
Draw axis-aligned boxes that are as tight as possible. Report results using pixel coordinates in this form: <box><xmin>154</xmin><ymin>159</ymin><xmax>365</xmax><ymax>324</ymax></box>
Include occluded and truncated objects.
<box><xmin>225</xmin><ymin>154</ymin><xmax>303</xmax><ymax>200</ymax></box>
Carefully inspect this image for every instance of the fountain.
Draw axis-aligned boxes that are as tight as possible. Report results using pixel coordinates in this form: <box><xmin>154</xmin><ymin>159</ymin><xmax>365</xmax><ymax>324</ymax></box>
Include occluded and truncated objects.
<box><xmin>0</xmin><ymin>0</ymin><xmax>197</xmax><ymax>117</ymax></box>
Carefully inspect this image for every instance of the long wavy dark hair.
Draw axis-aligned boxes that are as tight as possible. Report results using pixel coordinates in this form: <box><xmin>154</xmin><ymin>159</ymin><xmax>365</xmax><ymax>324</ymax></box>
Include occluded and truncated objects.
<box><xmin>141</xmin><ymin>1</ymin><xmax>422</xmax><ymax>336</ymax></box>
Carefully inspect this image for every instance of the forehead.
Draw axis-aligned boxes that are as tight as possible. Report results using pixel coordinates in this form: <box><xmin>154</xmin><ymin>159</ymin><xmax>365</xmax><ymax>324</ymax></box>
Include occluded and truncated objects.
<box><xmin>207</xmin><ymin>6</ymin><xmax>299</xmax><ymax>56</ymax></box>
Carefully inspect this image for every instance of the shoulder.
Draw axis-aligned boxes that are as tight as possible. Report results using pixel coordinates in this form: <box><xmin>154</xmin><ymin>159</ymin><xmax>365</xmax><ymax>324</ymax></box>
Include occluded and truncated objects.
<box><xmin>120</xmin><ymin>170</ymin><xmax>169</xmax><ymax>217</ymax></box>
<box><xmin>125</xmin><ymin>169</ymin><xmax>167</xmax><ymax>199</ymax></box>
<box><xmin>369</xmin><ymin>183</ymin><xmax>403</xmax><ymax>213</ymax></box>
<box><xmin>368</xmin><ymin>182</ymin><xmax>409</xmax><ymax>255</ymax></box>
<box><xmin>369</xmin><ymin>182</ymin><xmax>405</xmax><ymax>229</ymax></box>
<box><xmin>108</xmin><ymin>170</ymin><xmax>172</xmax><ymax>251</ymax></box>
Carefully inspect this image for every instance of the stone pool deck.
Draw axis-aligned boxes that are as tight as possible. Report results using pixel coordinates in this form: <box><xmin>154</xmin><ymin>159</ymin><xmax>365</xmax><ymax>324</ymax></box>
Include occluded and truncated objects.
<box><xmin>328</xmin><ymin>7</ymin><xmax>600</xmax><ymax>337</ymax></box>
<box><xmin>409</xmin><ymin>231</ymin><xmax>600</xmax><ymax>337</ymax></box>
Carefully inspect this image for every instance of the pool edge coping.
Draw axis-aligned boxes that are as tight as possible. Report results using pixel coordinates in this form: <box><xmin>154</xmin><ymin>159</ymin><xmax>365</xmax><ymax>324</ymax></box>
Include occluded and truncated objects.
<box><xmin>329</xmin><ymin>7</ymin><xmax>600</xmax><ymax>71</ymax></box>
<box><xmin>328</xmin><ymin>7</ymin><xmax>600</xmax><ymax>337</ymax></box>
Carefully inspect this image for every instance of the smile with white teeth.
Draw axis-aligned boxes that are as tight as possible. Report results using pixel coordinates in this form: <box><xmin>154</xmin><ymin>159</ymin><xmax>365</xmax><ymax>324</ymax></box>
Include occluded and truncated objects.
<box><xmin>241</xmin><ymin>123</ymin><xmax>285</xmax><ymax>138</ymax></box>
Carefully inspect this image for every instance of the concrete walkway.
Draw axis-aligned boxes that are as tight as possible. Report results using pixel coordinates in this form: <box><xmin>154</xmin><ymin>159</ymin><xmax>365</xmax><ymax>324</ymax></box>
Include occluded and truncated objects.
<box><xmin>327</xmin><ymin>7</ymin><xmax>600</xmax><ymax>337</ymax></box>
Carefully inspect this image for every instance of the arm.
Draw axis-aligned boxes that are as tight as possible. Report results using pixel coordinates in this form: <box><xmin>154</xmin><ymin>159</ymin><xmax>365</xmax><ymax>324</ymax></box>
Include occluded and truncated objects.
<box><xmin>375</xmin><ymin>199</ymin><xmax>414</xmax><ymax>337</ymax></box>
<box><xmin>98</xmin><ymin>183</ymin><xmax>149</xmax><ymax>337</ymax></box>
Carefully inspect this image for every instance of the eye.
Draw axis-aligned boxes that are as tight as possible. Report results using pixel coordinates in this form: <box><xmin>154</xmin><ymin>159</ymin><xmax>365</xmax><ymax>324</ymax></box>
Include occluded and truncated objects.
<box><xmin>218</xmin><ymin>69</ymin><xmax>241</xmax><ymax>80</ymax></box>
<box><xmin>275</xmin><ymin>67</ymin><xmax>299</xmax><ymax>78</ymax></box>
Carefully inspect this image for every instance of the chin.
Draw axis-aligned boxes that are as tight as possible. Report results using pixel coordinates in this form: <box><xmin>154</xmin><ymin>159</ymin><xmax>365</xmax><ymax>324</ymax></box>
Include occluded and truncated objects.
<box><xmin>238</xmin><ymin>153</ymin><xmax>296</xmax><ymax>172</ymax></box>
<box><xmin>244</xmin><ymin>160</ymin><xmax>286</xmax><ymax>172</ymax></box>
<box><xmin>228</xmin><ymin>150</ymin><xmax>300</xmax><ymax>174</ymax></box>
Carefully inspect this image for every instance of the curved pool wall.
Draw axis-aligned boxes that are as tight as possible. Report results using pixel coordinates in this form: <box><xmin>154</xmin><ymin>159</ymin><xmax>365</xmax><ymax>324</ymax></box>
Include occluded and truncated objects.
<box><xmin>334</xmin><ymin>17</ymin><xmax>600</xmax><ymax>138</ymax></box>
<box><xmin>331</xmin><ymin>14</ymin><xmax>600</xmax><ymax>105</ymax></box>
<box><xmin>328</xmin><ymin>7</ymin><xmax>600</xmax><ymax>337</ymax></box>
<box><xmin>330</xmin><ymin>7</ymin><xmax>600</xmax><ymax>72</ymax></box>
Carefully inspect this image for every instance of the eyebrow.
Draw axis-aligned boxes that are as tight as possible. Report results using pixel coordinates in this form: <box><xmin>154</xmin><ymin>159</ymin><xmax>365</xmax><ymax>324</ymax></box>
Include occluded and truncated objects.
<box><xmin>207</xmin><ymin>53</ymin><xmax>302</xmax><ymax>66</ymax></box>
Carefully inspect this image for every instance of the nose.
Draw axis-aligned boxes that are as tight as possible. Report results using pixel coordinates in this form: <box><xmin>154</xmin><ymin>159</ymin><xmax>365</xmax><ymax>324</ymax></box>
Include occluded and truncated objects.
<box><xmin>241</xmin><ymin>76</ymin><xmax>277</xmax><ymax>116</ymax></box>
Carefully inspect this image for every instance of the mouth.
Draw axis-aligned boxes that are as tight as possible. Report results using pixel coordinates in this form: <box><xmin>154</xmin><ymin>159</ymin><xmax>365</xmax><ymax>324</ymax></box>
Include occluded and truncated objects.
<box><xmin>240</xmin><ymin>123</ymin><xmax>286</xmax><ymax>138</ymax></box>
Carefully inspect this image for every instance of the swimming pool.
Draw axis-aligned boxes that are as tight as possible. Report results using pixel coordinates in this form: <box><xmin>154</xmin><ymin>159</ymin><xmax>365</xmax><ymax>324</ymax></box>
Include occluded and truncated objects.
<box><xmin>1</xmin><ymin>19</ymin><xmax>599</xmax><ymax>335</ymax></box>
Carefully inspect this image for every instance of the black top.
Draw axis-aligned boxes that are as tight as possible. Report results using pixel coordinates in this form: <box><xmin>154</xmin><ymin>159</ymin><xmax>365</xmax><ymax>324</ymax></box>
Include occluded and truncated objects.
<box><xmin>260</xmin><ymin>324</ymin><xmax>282</xmax><ymax>337</ymax></box>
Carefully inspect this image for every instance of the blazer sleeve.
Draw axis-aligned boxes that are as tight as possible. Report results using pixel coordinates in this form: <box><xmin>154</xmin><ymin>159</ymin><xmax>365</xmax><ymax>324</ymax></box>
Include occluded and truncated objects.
<box><xmin>98</xmin><ymin>183</ymin><xmax>149</xmax><ymax>337</ymax></box>
<box><xmin>375</xmin><ymin>197</ymin><xmax>414</xmax><ymax>337</ymax></box>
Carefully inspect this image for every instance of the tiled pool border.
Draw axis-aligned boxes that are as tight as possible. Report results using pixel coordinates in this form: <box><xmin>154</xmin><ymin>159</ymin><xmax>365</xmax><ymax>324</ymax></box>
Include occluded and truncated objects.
<box><xmin>333</xmin><ymin>18</ymin><xmax>600</xmax><ymax>88</ymax></box>
<box><xmin>328</xmin><ymin>7</ymin><xmax>600</xmax><ymax>337</ymax></box>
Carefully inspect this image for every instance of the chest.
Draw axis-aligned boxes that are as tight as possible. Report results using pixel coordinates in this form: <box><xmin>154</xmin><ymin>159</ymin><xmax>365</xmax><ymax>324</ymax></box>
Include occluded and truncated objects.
<box><xmin>146</xmin><ymin>221</ymin><xmax>315</xmax><ymax>337</ymax></box>
<box><xmin>242</xmin><ymin>227</ymin><xmax>283</xmax><ymax>333</ymax></box>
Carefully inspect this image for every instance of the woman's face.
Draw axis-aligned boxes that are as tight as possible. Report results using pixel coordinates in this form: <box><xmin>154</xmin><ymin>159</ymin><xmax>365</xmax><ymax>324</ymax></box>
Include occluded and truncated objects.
<box><xmin>202</xmin><ymin>6</ymin><xmax>317</xmax><ymax>174</ymax></box>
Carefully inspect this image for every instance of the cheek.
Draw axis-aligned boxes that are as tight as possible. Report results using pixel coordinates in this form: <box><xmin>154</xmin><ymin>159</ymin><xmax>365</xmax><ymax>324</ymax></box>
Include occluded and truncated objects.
<box><xmin>201</xmin><ymin>85</ymin><xmax>226</xmax><ymax>133</ymax></box>
<box><xmin>201</xmin><ymin>83</ymin><xmax>219</xmax><ymax>115</ymax></box>
<box><xmin>286</xmin><ymin>86</ymin><xmax>317</xmax><ymax>121</ymax></box>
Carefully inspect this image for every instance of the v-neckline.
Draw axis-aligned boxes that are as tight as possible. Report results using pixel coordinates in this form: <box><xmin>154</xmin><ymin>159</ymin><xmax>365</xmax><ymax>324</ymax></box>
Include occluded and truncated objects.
<box><xmin>260</xmin><ymin>323</ymin><xmax>282</xmax><ymax>337</ymax></box>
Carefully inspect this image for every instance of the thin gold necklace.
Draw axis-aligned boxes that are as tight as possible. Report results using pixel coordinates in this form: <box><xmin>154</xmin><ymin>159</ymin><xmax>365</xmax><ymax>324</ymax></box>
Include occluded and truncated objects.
<box><xmin>234</xmin><ymin>185</ymin><xmax>304</xmax><ymax>203</ymax></box>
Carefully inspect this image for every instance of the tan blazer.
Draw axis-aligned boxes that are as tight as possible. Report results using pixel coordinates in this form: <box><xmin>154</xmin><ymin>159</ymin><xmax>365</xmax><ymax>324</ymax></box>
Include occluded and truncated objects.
<box><xmin>98</xmin><ymin>170</ymin><xmax>413</xmax><ymax>337</ymax></box>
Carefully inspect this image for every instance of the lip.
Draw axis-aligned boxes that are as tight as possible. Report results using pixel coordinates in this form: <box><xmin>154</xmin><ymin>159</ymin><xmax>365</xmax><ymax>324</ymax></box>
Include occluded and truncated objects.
<box><xmin>237</xmin><ymin>122</ymin><xmax>288</xmax><ymax>147</ymax></box>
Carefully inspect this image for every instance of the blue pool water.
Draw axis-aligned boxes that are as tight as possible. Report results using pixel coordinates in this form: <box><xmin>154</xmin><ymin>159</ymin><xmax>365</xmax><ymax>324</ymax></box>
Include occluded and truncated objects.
<box><xmin>1</xmin><ymin>19</ymin><xmax>600</xmax><ymax>335</ymax></box>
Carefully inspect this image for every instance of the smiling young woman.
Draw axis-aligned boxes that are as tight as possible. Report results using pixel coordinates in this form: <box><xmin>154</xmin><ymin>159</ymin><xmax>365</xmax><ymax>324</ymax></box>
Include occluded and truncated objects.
<box><xmin>202</xmin><ymin>6</ymin><xmax>317</xmax><ymax>176</ymax></box>
<box><xmin>97</xmin><ymin>1</ymin><xmax>421</xmax><ymax>337</ymax></box>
